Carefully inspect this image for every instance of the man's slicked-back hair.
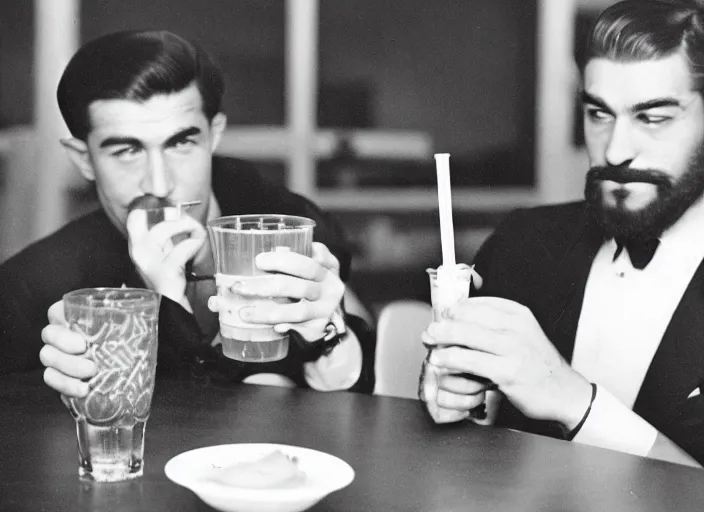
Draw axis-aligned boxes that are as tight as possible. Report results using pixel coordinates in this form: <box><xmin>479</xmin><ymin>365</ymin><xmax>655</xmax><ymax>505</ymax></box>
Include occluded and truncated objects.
<box><xmin>57</xmin><ymin>30</ymin><xmax>224</xmax><ymax>140</ymax></box>
<box><xmin>586</xmin><ymin>0</ymin><xmax>704</xmax><ymax>92</ymax></box>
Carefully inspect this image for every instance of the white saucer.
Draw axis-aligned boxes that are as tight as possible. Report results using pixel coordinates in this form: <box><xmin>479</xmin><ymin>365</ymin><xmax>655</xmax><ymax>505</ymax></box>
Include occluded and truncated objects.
<box><xmin>165</xmin><ymin>443</ymin><xmax>355</xmax><ymax>512</ymax></box>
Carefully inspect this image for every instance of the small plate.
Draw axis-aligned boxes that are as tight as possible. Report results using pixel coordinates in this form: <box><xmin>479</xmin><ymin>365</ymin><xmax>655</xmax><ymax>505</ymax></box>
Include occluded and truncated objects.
<box><xmin>165</xmin><ymin>443</ymin><xmax>355</xmax><ymax>512</ymax></box>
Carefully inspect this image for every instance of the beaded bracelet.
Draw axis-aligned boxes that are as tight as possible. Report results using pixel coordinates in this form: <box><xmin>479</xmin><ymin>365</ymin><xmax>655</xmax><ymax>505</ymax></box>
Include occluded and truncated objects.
<box><xmin>563</xmin><ymin>383</ymin><xmax>598</xmax><ymax>441</ymax></box>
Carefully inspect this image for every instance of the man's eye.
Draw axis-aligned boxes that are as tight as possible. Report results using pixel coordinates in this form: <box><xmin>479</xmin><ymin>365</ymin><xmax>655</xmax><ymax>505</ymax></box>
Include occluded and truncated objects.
<box><xmin>637</xmin><ymin>113</ymin><xmax>671</xmax><ymax>126</ymax></box>
<box><xmin>171</xmin><ymin>138</ymin><xmax>196</xmax><ymax>150</ymax></box>
<box><xmin>585</xmin><ymin>108</ymin><xmax>612</xmax><ymax>122</ymax></box>
<box><xmin>111</xmin><ymin>146</ymin><xmax>141</xmax><ymax>159</ymax></box>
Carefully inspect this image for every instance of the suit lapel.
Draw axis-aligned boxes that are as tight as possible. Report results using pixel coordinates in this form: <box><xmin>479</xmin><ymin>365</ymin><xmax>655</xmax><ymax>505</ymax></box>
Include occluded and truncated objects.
<box><xmin>633</xmin><ymin>258</ymin><xmax>704</xmax><ymax>426</ymax></box>
<box><xmin>540</xmin><ymin>207</ymin><xmax>604</xmax><ymax>363</ymax></box>
<box><xmin>493</xmin><ymin>203</ymin><xmax>603</xmax><ymax>437</ymax></box>
<box><xmin>86</xmin><ymin>214</ymin><xmax>147</xmax><ymax>290</ymax></box>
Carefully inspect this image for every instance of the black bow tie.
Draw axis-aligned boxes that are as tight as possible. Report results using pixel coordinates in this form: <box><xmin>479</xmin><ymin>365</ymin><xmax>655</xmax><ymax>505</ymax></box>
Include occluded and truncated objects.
<box><xmin>612</xmin><ymin>237</ymin><xmax>661</xmax><ymax>270</ymax></box>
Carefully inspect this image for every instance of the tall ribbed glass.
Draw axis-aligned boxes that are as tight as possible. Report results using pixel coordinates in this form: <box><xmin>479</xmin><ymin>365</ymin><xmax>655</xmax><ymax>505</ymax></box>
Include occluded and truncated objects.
<box><xmin>63</xmin><ymin>288</ymin><xmax>160</xmax><ymax>482</ymax></box>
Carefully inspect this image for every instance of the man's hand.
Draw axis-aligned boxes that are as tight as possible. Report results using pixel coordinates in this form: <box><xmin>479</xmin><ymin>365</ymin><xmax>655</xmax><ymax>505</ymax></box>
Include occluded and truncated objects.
<box><xmin>126</xmin><ymin>208</ymin><xmax>206</xmax><ymax>310</ymax></box>
<box><xmin>39</xmin><ymin>300</ymin><xmax>97</xmax><ymax>398</ymax></box>
<box><xmin>420</xmin><ymin>265</ymin><xmax>488</xmax><ymax>424</ymax></box>
<box><xmin>226</xmin><ymin>242</ymin><xmax>346</xmax><ymax>341</ymax></box>
<box><xmin>418</xmin><ymin>352</ymin><xmax>488</xmax><ymax>424</ymax></box>
<box><xmin>426</xmin><ymin>297</ymin><xmax>593</xmax><ymax>430</ymax></box>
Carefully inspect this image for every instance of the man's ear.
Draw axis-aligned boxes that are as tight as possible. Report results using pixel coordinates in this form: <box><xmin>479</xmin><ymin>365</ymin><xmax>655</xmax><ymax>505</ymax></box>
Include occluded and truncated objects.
<box><xmin>209</xmin><ymin>113</ymin><xmax>227</xmax><ymax>153</ymax></box>
<box><xmin>60</xmin><ymin>138</ymin><xmax>96</xmax><ymax>181</ymax></box>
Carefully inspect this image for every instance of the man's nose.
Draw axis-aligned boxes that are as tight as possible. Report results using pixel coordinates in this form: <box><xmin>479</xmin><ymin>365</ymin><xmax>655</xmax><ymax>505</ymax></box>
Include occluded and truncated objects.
<box><xmin>141</xmin><ymin>153</ymin><xmax>173</xmax><ymax>197</ymax></box>
<box><xmin>604</xmin><ymin>119</ymin><xmax>637</xmax><ymax>167</ymax></box>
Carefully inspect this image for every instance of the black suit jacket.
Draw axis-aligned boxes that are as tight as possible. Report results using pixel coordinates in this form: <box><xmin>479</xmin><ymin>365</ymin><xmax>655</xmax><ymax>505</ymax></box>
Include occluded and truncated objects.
<box><xmin>473</xmin><ymin>201</ymin><xmax>704</xmax><ymax>463</ymax></box>
<box><xmin>0</xmin><ymin>157</ymin><xmax>375</xmax><ymax>393</ymax></box>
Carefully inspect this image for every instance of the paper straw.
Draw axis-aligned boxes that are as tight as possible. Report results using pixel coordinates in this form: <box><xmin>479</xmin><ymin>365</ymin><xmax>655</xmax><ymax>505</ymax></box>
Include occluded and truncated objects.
<box><xmin>434</xmin><ymin>153</ymin><xmax>455</xmax><ymax>267</ymax></box>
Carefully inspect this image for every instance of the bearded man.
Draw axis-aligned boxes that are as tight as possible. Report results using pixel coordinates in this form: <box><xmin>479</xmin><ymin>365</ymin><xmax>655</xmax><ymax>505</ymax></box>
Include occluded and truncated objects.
<box><xmin>420</xmin><ymin>0</ymin><xmax>704</xmax><ymax>467</ymax></box>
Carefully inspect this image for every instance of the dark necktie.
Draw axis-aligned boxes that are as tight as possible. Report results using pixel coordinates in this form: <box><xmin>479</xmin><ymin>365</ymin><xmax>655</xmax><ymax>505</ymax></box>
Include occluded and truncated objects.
<box><xmin>612</xmin><ymin>237</ymin><xmax>661</xmax><ymax>270</ymax></box>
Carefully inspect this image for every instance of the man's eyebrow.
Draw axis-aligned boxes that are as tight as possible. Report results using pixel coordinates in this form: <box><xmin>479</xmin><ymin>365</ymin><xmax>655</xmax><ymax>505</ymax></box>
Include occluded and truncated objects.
<box><xmin>581</xmin><ymin>91</ymin><xmax>614</xmax><ymax>113</ymax></box>
<box><xmin>630</xmin><ymin>98</ymin><xmax>682</xmax><ymax>112</ymax></box>
<box><xmin>164</xmin><ymin>126</ymin><xmax>202</xmax><ymax>146</ymax></box>
<box><xmin>99</xmin><ymin>137</ymin><xmax>142</xmax><ymax>149</ymax></box>
<box><xmin>582</xmin><ymin>91</ymin><xmax>683</xmax><ymax>113</ymax></box>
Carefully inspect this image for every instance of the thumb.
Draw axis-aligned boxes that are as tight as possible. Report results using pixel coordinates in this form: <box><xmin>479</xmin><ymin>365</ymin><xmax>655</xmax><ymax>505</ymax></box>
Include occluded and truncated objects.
<box><xmin>471</xmin><ymin>268</ymin><xmax>483</xmax><ymax>290</ymax></box>
<box><xmin>48</xmin><ymin>300</ymin><xmax>68</xmax><ymax>326</ymax></box>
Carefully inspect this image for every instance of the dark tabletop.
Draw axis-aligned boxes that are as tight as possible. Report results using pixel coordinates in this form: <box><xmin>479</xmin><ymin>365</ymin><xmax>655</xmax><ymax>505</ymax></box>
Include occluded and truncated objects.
<box><xmin>2</xmin><ymin>371</ymin><xmax>704</xmax><ymax>512</ymax></box>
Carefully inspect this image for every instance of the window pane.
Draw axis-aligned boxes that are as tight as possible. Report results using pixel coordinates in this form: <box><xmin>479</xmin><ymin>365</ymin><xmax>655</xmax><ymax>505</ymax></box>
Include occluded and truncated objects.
<box><xmin>318</xmin><ymin>0</ymin><xmax>536</xmax><ymax>188</ymax></box>
<box><xmin>81</xmin><ymin>0</ymin><xmax>285</xmax><ymax>125</ymax></box>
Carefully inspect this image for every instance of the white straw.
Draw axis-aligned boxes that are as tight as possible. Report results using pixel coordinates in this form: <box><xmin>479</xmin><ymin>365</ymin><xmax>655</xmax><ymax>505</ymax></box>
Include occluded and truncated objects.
<box><xmin>434</xmin><ymin>153</ymin><xmax>455</xmax><ymax>267</ymax></box>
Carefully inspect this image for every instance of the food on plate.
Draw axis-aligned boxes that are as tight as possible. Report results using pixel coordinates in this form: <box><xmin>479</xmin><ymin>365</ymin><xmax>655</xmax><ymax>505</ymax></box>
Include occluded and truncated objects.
<box><xmin>209</xmin><ymin>450</ymin><xmax>306</xmax><ymax>489</ymax></box>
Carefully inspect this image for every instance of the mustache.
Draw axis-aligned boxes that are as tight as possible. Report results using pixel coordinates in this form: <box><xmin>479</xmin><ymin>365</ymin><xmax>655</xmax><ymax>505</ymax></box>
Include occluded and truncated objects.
<box><xmin>586</xmin><ymin>166</ymin><xmax>672</xmax><ymax>188</ymax></box>
<box><xmin>127</xmin><ymin>194</ymin><xmax>174</xmax><ymax>212</ymax></box>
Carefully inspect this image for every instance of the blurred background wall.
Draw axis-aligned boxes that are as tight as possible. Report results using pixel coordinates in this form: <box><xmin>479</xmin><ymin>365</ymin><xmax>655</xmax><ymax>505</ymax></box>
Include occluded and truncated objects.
<box><xmin>0</xmin><ymin>0</ymin><xmax>618</xmax><ymax>311</ymax></box>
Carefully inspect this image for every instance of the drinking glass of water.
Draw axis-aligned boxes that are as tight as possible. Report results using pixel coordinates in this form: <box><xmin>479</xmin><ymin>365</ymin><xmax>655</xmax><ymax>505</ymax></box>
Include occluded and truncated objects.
<box><xmin>63</xmin><ymin>287</ymin><xmax>160</xmax><ymax>482</ymax></box>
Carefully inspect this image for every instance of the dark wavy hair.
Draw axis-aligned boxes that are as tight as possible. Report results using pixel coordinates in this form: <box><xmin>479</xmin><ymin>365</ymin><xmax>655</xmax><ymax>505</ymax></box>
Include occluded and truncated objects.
<box><xmin>57</xmin><ymin>30</ymin><xmax>224</xmax><ymax>140</ymax></box>
<box><xmin>585</xmin><ymin>1</ymin><xmax>704</xmax><ymax>89</ymax></box>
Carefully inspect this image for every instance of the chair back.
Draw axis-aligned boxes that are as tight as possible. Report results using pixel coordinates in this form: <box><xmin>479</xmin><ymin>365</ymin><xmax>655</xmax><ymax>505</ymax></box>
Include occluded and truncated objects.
<box><xmin>374</xmin><ymin>300</ymin><xmax>433</xmax><ymax>399</ymax></box>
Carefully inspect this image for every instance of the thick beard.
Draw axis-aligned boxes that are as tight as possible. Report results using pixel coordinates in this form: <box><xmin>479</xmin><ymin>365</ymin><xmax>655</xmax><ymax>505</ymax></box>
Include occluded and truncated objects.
<box><xmin>584</xmin><ymin>147</ymin><xmax>704</xmax><ymax>241</ymax></box>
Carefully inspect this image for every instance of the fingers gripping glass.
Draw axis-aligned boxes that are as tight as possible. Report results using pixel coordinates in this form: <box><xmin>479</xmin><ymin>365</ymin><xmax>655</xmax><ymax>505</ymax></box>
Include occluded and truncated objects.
<box><xmin>206</xmin><ymin>214</ymin><xmax>316</xmax><ymax>363</ymax></box>
<box><xmin>127</xmin><ymin>195</ymin><xmax>206</xmax><ymax>279</ymax></box>
<box><xmin>424</xmin><ymin>266</ymin><xmax>494</xmax><ymax>421</ymax></box>
<box><xmin>62</xmin><ymin>287</ymin><xmax>160</xmax><ymax>482</ymax></box>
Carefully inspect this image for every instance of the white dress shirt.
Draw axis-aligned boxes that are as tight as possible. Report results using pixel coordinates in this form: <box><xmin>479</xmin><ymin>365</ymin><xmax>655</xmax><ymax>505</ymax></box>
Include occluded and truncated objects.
<box><xmin>571</xmin><ymin>197</ymin><xmax>704</xmax><ymax>456</ymax></box>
